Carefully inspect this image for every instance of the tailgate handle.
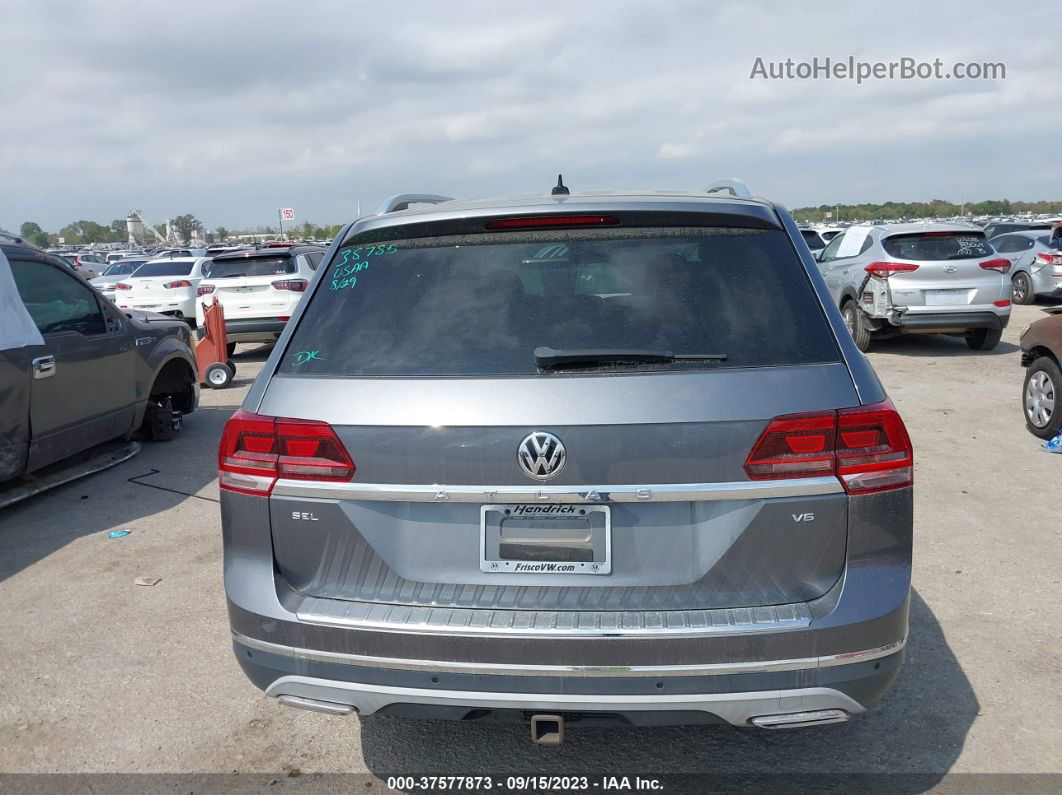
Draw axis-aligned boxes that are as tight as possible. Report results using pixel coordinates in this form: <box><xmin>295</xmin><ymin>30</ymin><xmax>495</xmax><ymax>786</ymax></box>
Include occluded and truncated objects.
<box><xmin>32</xmin><ymin>355</ymin><xmax>56</xmax><ymax>380</ymax></box>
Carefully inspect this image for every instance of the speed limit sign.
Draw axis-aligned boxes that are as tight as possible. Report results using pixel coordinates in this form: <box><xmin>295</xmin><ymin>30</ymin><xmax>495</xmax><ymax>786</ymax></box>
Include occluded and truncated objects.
<box><xmin>280</xmin><ymin>208</ymin><xmax>295</xmax><ymax>221</ymax></box>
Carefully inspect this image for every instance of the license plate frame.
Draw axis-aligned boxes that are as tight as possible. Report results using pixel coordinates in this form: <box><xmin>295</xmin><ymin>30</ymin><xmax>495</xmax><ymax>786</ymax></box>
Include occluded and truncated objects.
<box><xmin>480</xmin><ymin>504</ymin><xmax>611</xmax><ymax>575</ymax></box>
<box><xmin>924</xmin><ymin>288</ymin><xmax>968</xmax><ymax>306</ymax></box>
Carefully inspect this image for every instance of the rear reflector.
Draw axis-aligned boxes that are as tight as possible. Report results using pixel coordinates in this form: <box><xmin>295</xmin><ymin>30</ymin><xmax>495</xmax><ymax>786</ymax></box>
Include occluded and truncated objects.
<box><xmin>744</xmin><ymin>400</ymin><xmax>913</xmax><ymax>495</ymax></box>
<box><xmin>218</xmin><ymin>410</ymin><xmax>355</xmax><ymax>496</ymax></box>
<box><xmin>993</xmin><ymin>300</ymin><xmax>1011</xmax><ymax>307</ymax></box>
<box><xmin>864</xmin><ymin>262</ymin><xmax>919</xmax><ymax>278</ymax></box>
<box><xmin>979</xmin><ymin>258</ymin><xmax>1011</xmax><ymax>274</ymax></box>
<box><xmin>485</xmin><ymin>215</ymin><xmax>620</xmax><ymax>230</ymax></box>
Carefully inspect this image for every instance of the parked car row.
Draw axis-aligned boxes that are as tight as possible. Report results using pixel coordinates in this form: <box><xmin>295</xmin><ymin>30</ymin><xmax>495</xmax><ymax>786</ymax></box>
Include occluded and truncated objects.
<box><xmin>82</xmin><ymin>245</ymin><xmax>325</xmax><ymax>346</ymax></box>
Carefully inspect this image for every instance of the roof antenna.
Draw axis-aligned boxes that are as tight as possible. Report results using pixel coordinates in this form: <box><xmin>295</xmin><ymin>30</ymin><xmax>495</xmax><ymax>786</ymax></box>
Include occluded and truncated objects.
<box><xmin>551</xmin><ymin>174</ymin><xmax>570</xmax><ymax>195</ymax></box>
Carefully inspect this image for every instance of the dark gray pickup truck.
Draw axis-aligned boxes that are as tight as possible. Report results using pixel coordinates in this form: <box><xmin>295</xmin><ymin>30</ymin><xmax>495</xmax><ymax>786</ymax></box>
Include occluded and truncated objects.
<box><xmin>0</xmin><ymin>235</ymin><xmax>199</xmax><ymax>484</ymax></box>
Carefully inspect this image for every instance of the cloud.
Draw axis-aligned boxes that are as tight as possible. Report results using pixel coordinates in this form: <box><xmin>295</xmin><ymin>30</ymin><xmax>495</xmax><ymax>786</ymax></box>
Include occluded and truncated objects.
<box><xmin>1</xmin><ymin>0</ymin><xmax>1060</xmax><ymax>231</ymax></box>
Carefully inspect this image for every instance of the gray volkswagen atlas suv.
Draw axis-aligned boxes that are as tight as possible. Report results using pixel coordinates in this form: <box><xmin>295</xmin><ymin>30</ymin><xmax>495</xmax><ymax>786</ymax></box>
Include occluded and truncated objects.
<box><xmin>220</xmin><ymin>181</ymin><xmax>913</xmax><ymax>743</ymax></box>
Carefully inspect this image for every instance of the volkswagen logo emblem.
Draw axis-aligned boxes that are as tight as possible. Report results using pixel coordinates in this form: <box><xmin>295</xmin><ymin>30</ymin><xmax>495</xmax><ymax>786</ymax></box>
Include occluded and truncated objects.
<box><xmin>517</xmin><ymin>432</ymin><xmax>566</xmax><ymax>481</ymax></box>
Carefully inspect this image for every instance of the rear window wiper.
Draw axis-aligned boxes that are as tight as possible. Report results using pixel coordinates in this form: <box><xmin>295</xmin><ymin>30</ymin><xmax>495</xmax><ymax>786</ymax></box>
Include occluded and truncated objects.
<box><xmin>534</xmin><ymin>346</ymin><xmax>727</xmax><ymax>369</ymax></box>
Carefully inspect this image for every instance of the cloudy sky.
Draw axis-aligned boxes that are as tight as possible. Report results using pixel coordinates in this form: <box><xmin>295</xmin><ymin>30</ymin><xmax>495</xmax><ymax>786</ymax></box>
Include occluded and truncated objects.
<box><xmin>2</xmin><ymin>0</ymin><xmax>1060</xmax><ymax>232</ymax></box>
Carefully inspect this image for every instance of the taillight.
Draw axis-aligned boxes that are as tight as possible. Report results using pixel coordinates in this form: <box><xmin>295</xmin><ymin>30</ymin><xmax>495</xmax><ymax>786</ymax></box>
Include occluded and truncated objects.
<box><xmin>1036</xmin><ymin>252</ymin><xmax>1062</xmax><ymax>266</ymax></box>
<box><xmin>864</xmin><ymin>262</ymin><xmax>919</xmax><ymax>278</ymax></box>
<box><xmin>164</xmin><ymin>280</ymin><xmax>193</xmax><ymax>289</ymax></box>
<box><xmin>834</xmin><ymin>403</ymin><xmax>914</xmax><ymax>494</ymax></box>
<box><xmin>744</xmin><ymin>400</ymin><xmax>913</xmax><ymax>495</ymax></box>
<box><xmin>741</xmin><ymin>413</ymin><xmax>836</xmax><ymax>479</ymax></box>
<box><xmin>115</xmin><ymin>282</ymin><xmax>132</xmax><ymax>290</ymax></box>
<box><xmin>218</xmin><ymin>410</ymin><xmax>355</xmax><ymax>496</ymax></box>
<box><xmin>271</xmin><ymin>279</ymin><xmax>308</xmax><ymax>292</ymax></box>
<box><xmin>979</xmin><ymin>258</ymin><xmax>1011</xmax><ymax>274</ymax></box>
<box><xmin>197</xmin><ymin>284</ymin><xmax>215</xmax><ymax>296</ymax></box>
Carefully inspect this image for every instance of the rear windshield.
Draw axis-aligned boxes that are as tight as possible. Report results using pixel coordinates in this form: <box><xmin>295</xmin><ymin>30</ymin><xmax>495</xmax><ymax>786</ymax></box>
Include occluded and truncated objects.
<box><xmin>133</xmin><ymin>261</ymin><xmax>194</xmax><ymax>277</ymax></box>
<box><xmin>103</xmin><ymin>259</ymin><xmax>146</xmax><ymax>276</ymax></box>
<box><xmin>277</xmin><ymin>227</ymin><xmax>840</xmax><ymax>377</ymax></box>
<box><xmin>800</xmin><ymin>229</ymin><xmax>824</xmax><ymax>250</ymax></box>
<box><xmin>204</xmin><ymin>256</ymin><xmax>295</xmax><ymax>278</ymax></box>
<box><xmin>882</xmin><ymin>232</ymin><xmax>991</xmax><ymax>261</ymax></box>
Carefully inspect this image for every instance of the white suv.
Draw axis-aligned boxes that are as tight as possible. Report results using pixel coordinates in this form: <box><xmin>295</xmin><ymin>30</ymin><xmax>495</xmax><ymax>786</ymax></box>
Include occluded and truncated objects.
<box><xmin>195</xmin><ymin>244</ymin><xmax>324</xmax><ymax>348</ymax></box>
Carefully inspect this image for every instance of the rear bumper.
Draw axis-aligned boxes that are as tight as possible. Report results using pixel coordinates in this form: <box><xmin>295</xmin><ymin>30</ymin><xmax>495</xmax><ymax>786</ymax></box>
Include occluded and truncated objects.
<box><xmin>223</xmin><ymin>485</ymin><xmax>912</xmax><ymax>726</ymax></box>
<box><xmin>118</xmin><ymin>296</ymin><xmax>195</xmax><ymax>317</ymax></box>
<box><xmin>1028</xmin><ymin>266</ymin><xmax>1062</xmax><ymax>295</ymax></box>
<box><xmin>233</xmin><ymin>633</ymin><xmax>903</xmax><ymax>726</ymax></box>
<box><xmin>890</xmin><ymin>310</ymin><xmax>1008</xmax><ymax>331</ymax></box>
<box><xmin>197</xmin><ymin>318</ymin><xmax>286</xmax><ymax>342</ymax></box>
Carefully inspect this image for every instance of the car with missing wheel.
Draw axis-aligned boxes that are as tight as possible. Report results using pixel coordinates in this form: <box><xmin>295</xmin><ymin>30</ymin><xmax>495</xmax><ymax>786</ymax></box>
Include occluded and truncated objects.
<box><xmin>221</xmin><ymin>180</ymin><xmax>914</xmax><ymax>742</ymax></box>
<box><xmin>0</xmin><ymin>233</ymin><xmax>198</xmax><ymax>485</ymax></box>
<box><xmin>815</xmin><ymin>223</ymin><xmax>1011</xmax><ymax>351</ymax></box>
<box><xmin>1019</xmin><ymin>306</ymin><xmax>1062</xmax><ymax>440</ymax></box>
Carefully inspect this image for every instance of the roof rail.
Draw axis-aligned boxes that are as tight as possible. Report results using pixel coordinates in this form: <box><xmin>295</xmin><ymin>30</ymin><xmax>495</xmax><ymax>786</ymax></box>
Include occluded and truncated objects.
<box><xmin>705</xmin><ymin>178</ymin><xmax>752</xmax><ymax>199</ymax></box>
<box><xmin>0</xmin><ymin>230</ymin><xmax>23</xmax><ymax>244</ymax></box>
<box><xmin>376</xmin><ymin>194</ymin><xmax>454</xmax><ymax>215</ymax></box>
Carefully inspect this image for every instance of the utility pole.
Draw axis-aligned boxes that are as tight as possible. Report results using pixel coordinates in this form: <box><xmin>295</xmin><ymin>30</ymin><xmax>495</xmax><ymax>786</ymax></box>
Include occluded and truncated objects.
<box><xmin>277</xmin><ymin>209</ymin><xmax>284</xmax><ymax>241</ymax></box>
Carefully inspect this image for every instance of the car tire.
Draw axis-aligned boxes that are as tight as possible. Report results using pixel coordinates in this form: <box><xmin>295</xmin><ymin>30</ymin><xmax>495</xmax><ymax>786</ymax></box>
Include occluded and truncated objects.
<box><xmin>1011</xmin><ymin>272</ymin><xmax>1034</xmax><ymax>305</ymax></box>
<box><xmin>205</xmin><ymin>362</ymin><xmax>235</xmax><ymax>389</ymax></box>
<box><xmin>966</xmin><ymin>328</ymin><xmax>1003</xmax><ymax>350</ymax></box>
<box><xmin>1023</xmin><ymin>356</ymin><xmax>1061</xmax><ymax>439</ymax></box>
<box><xmin>841</xmin><ymin>300</ymin><xmax>872</xmax><ymax>352</ymax></box>
<box><xmin>226</xmin><ymin>342</ymin><xmax>237</xmax><ymax>357</ymax></box>
<box><xmin>142</xmin><ymin>395</ymin><xmax>178</xmax><ymax>441</ymax></box>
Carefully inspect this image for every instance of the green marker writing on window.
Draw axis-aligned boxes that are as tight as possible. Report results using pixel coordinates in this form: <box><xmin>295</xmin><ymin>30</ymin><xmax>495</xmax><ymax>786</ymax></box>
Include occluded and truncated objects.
<box><xmin>293</xmin><ymin>350</ymin><xmax>324</xmax><ymax>365</ymax></box>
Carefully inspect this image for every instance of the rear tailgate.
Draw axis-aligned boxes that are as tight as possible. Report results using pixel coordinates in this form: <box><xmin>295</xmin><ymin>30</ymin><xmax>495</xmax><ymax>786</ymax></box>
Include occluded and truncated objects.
<box><xmin>259</xmin><ymin>366</ymin><xmax>858</xmax><ymax>611</ymax></box>
<box><xmin>881</xmin><ymin>230</ymin><xmax>1008</xmax><ymax>309</ymax></box>
<box><xmin>211</xmin><ymin>277</ymin><xmax>293</xmax><ymax>320</ymax></box>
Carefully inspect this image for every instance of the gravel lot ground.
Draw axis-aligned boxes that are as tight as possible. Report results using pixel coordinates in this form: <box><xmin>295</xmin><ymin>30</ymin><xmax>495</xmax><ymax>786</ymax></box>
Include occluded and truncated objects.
<box><xmin>1</xmin><ymin>303</ymin><xmax>1059</xmax><ymax>790</ymax></box>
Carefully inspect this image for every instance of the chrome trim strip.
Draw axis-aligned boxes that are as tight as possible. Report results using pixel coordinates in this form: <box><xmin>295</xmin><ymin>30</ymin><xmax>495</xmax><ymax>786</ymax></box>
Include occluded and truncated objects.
<box><xmin>234</xmin><ymin>631</ymin><xmax>906</xmax><ymax>678</ymax></box>
<box><xmin>265</xmin><ymin>678</ymin><xmax>866</xmax><ymax>722</ymax></box>
<box><xmin>294</xmin><ymin>600</ymin><xmax>813</xmax><ymax>637</ymax></box>
<box><xmin>270</xmin><ymin>475</ymin><xmax>843</xmax><ymax>503</ymax></box>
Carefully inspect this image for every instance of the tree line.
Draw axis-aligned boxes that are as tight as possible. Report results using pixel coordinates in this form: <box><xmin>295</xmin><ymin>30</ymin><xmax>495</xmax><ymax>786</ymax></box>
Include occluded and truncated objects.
<box><xmin>792</xmin><ymin>199</ymin><xmax>1062</xmax><ymax>223</ymax></box>
<box><xmin>15</xmin><ymin>216</ymin><xmax>344</xmax><ymax>248</ymax></box>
